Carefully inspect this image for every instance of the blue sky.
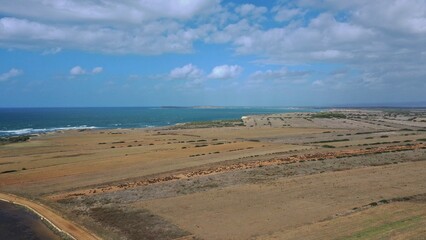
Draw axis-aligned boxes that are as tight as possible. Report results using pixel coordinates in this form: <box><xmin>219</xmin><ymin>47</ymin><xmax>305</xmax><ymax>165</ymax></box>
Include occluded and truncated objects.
<box><xmin>1</xmin><ymin>0</ymin><xmax>425</xmax><ymax>107</ymax></box>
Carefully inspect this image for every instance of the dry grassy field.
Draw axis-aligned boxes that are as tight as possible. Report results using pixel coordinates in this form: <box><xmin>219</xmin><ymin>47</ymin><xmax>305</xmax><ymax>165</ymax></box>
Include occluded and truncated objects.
<box><xmin>1</xmin><ymin>109</ymin><xmax>426</xmax><ymax>239</ymax></box>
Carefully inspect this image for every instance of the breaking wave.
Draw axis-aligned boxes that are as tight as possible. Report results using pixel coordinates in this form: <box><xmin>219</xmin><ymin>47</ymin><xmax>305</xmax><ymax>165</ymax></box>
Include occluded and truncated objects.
<box><xmin>0</xmin><ymin>125</ymin><xmax>99</xmax><ymax>136</ymax></box>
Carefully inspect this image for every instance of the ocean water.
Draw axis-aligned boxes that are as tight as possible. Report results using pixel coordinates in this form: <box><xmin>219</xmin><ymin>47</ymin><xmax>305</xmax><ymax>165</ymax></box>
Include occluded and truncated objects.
<box><xmin>0</xmin><ymin>107</ymin><xmax>316</xmax><ymax>136</ymax></box>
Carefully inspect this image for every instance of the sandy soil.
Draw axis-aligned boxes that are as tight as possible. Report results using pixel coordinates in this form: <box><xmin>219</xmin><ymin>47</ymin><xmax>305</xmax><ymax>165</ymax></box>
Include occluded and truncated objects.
<box><xmin>139</xmin><ymin>161</ymin><xmax>426</xmax><ymax>240</ymax></box>
<box><xmin>257</xmin><ymin>200</ymin><xmax>426</xmax><ymax>240</ymax></box>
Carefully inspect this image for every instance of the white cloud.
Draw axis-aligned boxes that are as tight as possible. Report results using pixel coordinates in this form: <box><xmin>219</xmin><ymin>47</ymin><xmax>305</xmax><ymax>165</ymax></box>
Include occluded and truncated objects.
<box><xmin>310</xmin><ymin>49</ymin><xmax>353</xmax><ymax>60</ymax></box>
<box><xmin>70</xmin><ymin>66</ymin><xmax>86</xmax><ymax>75</ymax></box>
<box><xmin>206</xmin><ymin>1</ymin><xmax>426</xmax><ymax>90</ymax></box>
<box><xmin>272</xmin><ymin>7</ymin><xmax>303</xmax><ymax>22</ymax></box>
<box><xmin>235</xmin><ymin>4</ymin><xmax>267</xmax><ymax>20</ymax></box>
<box><xmin>208</xmin><ymin>65</ymin><xmax>243</xmax><ymax>79</ymax></box>
<box><xmin>92</xmin><ymin>67</ymin><xmax>103</xmax><ymax>74</ymax></box>
<box><xmin>0</xmin><ymin>0</ymin><xmax>220</xmax><ymax>54</ymax></box>
<box><xmin>206</xmin><ymin>19</ymin><xmax>256</xmax><ymax>44</ymax></box>
<box><xmin>42</xmin><ymin>47</ymin><xmax>62</xmax><ymax>55</ymax></box>
<box><xmin>227</xmin><ymin>13</ymin><xmax>375</xmax><ymax>60</ymax></box>
<box><xmin>353</xmin><ymin>0</ymin><xmax>426</xmax><ymax>34</ymax></box>
<box><xmin>169</xmin><ymin>64</ymin><xmax>203</xmax><ymax>80</ymax></box>
<box><xmin>166</xmin><ymin>64</ymin><xmax>244</xmax><ymax>89</ymax></box>
<box><xmin>0</xmin><ymin>0</ymin><xmax>220</xmax><ymax>24</ymax></box>
<box><xmin>0</xmin><ymin>0</ymin><xmax>426</xmax><ymax>93</ymax></box>
<box><xmin>69</xmin><ymin>66</ymin><xmax>103</xmax><ymax>76</ymax></box>
<box><xmin>312</xmin><ymin>80</ymin><xmax>324</xmax><ymax>86</ymax></box>
<box><xmin>0</xmin><ymin>17</ymin><xmax>213</xmax><ymax>54</ymax></box>
<box><xmin>0</xmin><ymin>68</ymin><xmax>23</xmax><ymax>82</ymax></box>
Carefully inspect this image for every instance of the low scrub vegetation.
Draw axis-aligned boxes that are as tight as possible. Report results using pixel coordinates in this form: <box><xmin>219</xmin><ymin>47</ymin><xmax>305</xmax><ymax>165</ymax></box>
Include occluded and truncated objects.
<box><xmin>322</xmin><ymin>145</ymin><xmax>336</xmax><ymax>148</ymax></box>
<box><xmin>311</xmin><ymin>112</ymin><xmax>346</xmax><ymax>119</ymax></box>
<box><xmin>0</xmin><ymin>135</ymin><xmax>31</xmax><ymax>145</ymax></box>
<box><xmin>312</xmin><ymin>139</ymin><xmax>349</xmax><ymax>144</ymax></box>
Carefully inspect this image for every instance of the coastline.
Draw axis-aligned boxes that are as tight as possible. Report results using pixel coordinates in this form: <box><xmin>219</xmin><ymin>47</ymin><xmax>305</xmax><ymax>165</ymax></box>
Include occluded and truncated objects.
<box><xmin>0</xmin><ymin>107</ymin><xmax>318</xmax><ymax>137</ymax></box>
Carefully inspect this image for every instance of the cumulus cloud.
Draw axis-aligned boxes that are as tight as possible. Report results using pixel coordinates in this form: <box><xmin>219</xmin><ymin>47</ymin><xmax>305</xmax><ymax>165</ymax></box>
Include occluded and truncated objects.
<box><xmin>0</xmin><ymin>0</ymin><xmax>220</xmax><ymax>54</ymax></box>
<box><xmin>209</xmin><ymin>1</ymin><xmax>426</xmax><ymax>90</ymax></box>
<box><xmin>70</xmin><ymin>66</ymin><xmax>86</xmax><ymax>75</ymax></box>
<box><xmin>272</xmin><ymin>7</ymin><xmax>303</xmax><ymax>22</ymax></box>
<box><xmin>1</xmin><ymin>0</ymin><xmax>426</xmax><ymax>93</ymax></box>
<box><xmin>235</xmin><ymin>4</ymin><xmax>267</xmax><ymax>20</ymax></box>
<box><xmin>0</xmin><ymin>0</ymin><xmax>219</xmax><ymax>23</ymax></box>
<box><xmin>70</xmin><ymin>66</ymin><xmax>103</xmax><ymax>76</ymax></box>
<box><xmin>0</xmin><ymin>68</ymin><xmax>23</xmax><ymax>82</ymax></box>
<box><xmin>208</xmin><ymin>65</ymin><xmax>243</xmax><ymax>79</ymax></box>
<box><xmin>169</xmin><ymin>64</ymin><xmax>203</xmax><ymax>80</ymax></box>
<box><xmin>227</xmin><ymin>13</ymin><xmax>375</xmax><ymax>61</ymax></box>
<box><xmin>1</xmin><ymin>0</ymin><xmax>425</xmax><ymax>63</ymax></box>
<box><xmin>0</xmin><ymin>17</ymin><xmax>214</xmax><ymax>54</ymax></box>
<box><xmin>92</xmin><ymin>67</ymin><xmax>103</xmax><ymax>74</ymax></box>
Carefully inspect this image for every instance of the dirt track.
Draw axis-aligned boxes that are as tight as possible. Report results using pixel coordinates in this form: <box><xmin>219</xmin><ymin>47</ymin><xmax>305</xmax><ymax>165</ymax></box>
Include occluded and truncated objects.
<box><xmin>0</xmin><ymin>193</ymin><xmax>101</xmax><ymax>240</ymax></box>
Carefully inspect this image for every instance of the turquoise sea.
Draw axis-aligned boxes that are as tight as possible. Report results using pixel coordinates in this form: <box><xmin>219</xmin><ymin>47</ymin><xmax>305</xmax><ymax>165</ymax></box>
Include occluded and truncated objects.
<box><xmin>0</xmin><ymin>107</ymin><xmax>317</xmax><ymax>136</ymax></box>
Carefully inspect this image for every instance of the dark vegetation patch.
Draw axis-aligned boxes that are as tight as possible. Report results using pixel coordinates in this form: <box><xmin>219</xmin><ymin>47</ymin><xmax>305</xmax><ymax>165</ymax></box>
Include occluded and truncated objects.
<box><xmin>322</xmin><ymin>145</ymin><xmax>336</xmax><ymax>148</ymax></box>
<box><xmin>195</xmin><ymin>144</ymin><xmax>208</xmax><ymax>148</ymax></box>
<box><xmin>312</xmin><ymin>139</ymin><xmax>350</xmax><ymax>144</ymax></box>
<box><xmin>0</xmin><ymin>170</ymin><xmax>17</xmax><ymax>174</ymax></box>
<box><xmin>358</xmin><ymin>141</ymin><xmax>403</xmax><ymax>146</ymax></box>
<box><xmin>311</xmin><ymin>112</ymin><xmax>346</xmax><ymax>119</ymax></box>
<box><xmin>0</xmin><ymin>135</ymin><xmax>31</xmax><ymax>145</ymax></box>
<box><xmin>362</xmin><ymin>193</ymin><xmax>426</xmax><ymax>210</ymax></box>
<box><xmin>355</xmin><ymin>131</ymin><xmax>377</xmax><ymax>135</ymax></box>
<box><xmin>50</xmin><ymin>153</ymin><xmax>93</xmax><ymax>159</ymax></box>
<box><xmin>89</xmin><ymin>207</ymin><xmax>190</xmax><ymax>240</ymax></box>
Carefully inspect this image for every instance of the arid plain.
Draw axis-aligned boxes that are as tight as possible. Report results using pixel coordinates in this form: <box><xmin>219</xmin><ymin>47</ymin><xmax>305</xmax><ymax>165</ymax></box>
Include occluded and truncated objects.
<box><xmin>1</xmin><ymin>109</ymin><xmax>426</xmax><ymax>240</ymax></box>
